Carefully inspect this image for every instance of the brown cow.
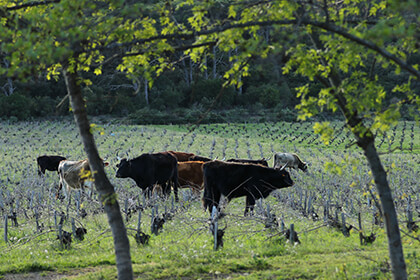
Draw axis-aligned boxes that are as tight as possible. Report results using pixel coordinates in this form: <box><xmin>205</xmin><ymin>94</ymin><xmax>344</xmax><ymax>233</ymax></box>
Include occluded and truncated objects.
<box><xmin>177</xmin><ymin>161</ymin><xmax>205</xmax><ymax>196</ymax></box>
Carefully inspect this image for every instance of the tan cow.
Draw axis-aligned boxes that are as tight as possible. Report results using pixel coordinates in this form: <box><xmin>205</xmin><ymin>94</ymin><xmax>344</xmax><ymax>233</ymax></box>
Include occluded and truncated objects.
<box><xmin>273</xmin><ymin>153</ymin><xmax>307</xmax><ymax>172</ymax></box>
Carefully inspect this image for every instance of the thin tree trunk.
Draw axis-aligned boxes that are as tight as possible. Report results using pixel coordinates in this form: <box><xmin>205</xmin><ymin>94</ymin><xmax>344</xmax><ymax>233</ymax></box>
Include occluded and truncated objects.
<box><xmin>212</xmin><ymin>45</ymin><xmax>217</xmax><ymax>79</ymax></box>
<box><xmin>356</xmin><ymin>132</ymin><xmax>407</xmax><ymax>280</ymax></box>
<box><xmin>63</xmin><ymin>69</ymin><xmax>133</xmax><ymax>280</ymax></box>
<box><xmin>335</xmin><ymin>96</ymin><xmax>407</xmax><ymax>280</ymax></box>
<box><xmin>309</xmin><ymin>30</ymin><xmax>407</xmax><ymax>280</ymax></box>
<box><xmin>204</xmin><ymin>54</ymin><xmax>208</xmax><ymax>80</ymax></box>
<box><xmin>189</xmin><ymin>56</ymin><xmax>193</xmax><ymax>84</ymax></box>
<box><xmin>144</xmin><ymin>77</ymin><xmax>149</xmax><ymax>105</ymax></box>
<box><xmin>2</xmin><ymin>59</ymin><xmax>15</xmax><ymax>96</ymax></box>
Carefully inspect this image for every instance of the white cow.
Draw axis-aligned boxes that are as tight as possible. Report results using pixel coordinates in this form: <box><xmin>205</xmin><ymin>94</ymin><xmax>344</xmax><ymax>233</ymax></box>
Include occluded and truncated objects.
<box><xmin>57</xmin><ymin>159</ymin><xmax>108</xmax><ymax>198</ymax></box>
<box><xmin>273</xmin><ymin>153</ymin><xmax>307</xmax><ymax>172</ymax></box>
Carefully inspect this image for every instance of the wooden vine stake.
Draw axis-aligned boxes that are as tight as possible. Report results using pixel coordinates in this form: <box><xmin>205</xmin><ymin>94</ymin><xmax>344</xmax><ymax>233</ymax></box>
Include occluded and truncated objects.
<box><xmin>211</xmin><ymin>206</ymin><xmax>218</xmax><ymax>250</ymax></box>
<box><xmin>289</xmin><ymin>224</ymin><xmax>294</xmax><ymax>244</ymax></box>
<box><xmin>71</xmin><ymin>218</ymin><xmax>76</xmax><ymax>237</ymax></box>
<box><xmin>137</xmin><ymin>210</ymin><xmax>142</xmax><ymax>233</ymax></box>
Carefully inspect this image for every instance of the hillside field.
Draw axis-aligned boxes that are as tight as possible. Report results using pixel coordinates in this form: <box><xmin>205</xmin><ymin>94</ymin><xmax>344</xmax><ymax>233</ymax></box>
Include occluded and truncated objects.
<box><xmin>0</xmin><ymin>119</ymin><xmax>419</xmax><ymax>279</ymax></box>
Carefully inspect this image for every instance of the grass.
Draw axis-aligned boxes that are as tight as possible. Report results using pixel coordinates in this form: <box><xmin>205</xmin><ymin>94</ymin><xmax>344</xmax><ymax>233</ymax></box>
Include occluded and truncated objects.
<box><xmin>0</xmin><ymin>119</ymin><xmax>419</xmax><ymax>279</ymax></box>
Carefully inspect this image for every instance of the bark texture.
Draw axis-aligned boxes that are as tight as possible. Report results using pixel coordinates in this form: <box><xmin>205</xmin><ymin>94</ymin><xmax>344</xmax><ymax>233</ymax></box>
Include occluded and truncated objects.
<box><xmin>64</xmin><ymin>69</ymin><xmax>133</xmax><ymax>280</ymax></box>
<box><xmin>357</xmin><ymin>135</ymin><xmax>407</xmax><ymax>280</ymax></box>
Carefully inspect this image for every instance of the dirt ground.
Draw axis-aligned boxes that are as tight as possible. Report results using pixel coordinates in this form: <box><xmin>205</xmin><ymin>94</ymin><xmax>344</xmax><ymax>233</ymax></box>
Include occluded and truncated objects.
<box><xmin>1</xmin><ymin>267</ymin><xmax>103</xmax><ymax>280</ymax></box>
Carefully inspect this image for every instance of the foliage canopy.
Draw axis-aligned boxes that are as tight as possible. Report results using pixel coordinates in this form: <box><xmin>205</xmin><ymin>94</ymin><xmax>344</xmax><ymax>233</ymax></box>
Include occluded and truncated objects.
<box><xmin>1</xmin><ymin>1</ymin><xmax>418</xmax><ymax>128</ymax></box>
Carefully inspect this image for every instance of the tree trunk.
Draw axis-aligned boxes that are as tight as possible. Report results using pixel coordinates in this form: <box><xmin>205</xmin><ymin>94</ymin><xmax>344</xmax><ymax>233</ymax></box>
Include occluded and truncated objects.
<box><xmin>63</xmin><ymin>69</ymin><xmax>133</xmax><ymax>280</ymax></box>
<box><xmin>334</xmin><ymin>85</ymin><xmax>407</xmax><ymax>280</ymax></box>
<box><xmin>355</xmin><ymin>132</ymin><xmax>407</xmax><ymax>280</ymax></box>
<box><xmin>309</xmin><ymin>31</ymin><xmax>407</xmax><ymax>279</ymax></box>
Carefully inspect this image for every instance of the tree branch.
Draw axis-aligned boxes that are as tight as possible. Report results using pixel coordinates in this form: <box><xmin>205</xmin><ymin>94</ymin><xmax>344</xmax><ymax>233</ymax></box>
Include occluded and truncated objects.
<box><xmin>96</xmin><ymin>18</ymin><xmax>419</xmax><ymax>80</ymax></box>
<box><xmin>304</xmin><ymin>19</ymin><xmax>420</xmax><ymax>80</ymax></box>
<box><xmin>5</xmin><ymin>0</ymin><xmax>60</xmax><ymax>11</ymax></box>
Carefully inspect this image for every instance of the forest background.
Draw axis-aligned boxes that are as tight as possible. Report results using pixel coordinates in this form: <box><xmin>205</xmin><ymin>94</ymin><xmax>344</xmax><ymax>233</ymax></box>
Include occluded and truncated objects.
<box><xmin>1</xmin><ymin>35</ymin><xmax>418</xmax><ymax>124</ymax></box>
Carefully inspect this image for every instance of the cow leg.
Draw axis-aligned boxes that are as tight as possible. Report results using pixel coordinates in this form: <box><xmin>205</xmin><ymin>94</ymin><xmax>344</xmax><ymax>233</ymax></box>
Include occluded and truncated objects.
<box><xmin>209</xmin><ymin>191</ymin><xmax>221</xmax><ymax>215</ymax></box>
<box><xmin>38</xmin><ymin>166</ymin><xmax>45</xmax><ymax>176</ymax></box>
<box><xmin>56</xmin><ymin>176</ymin><xmax>64</xmax><ymax>199</ymax></box>
<box><xmin>145</xmin><ymin>186</ymin><xmax>152</xmax><ymax>199</ymax></box>
<box><xmin>245</xmin><ymin>196</ymin><xmax>255</xmax><ymax>216</ymax></box>
<box><xmin>152</xmin><ymin>184</ymin><xmax>164</xmax><ymax>199</ymax></box>
<box><xmin>65</xmin><ymin>185</ymin><xmax>71</xmax><ymax>200</ymax></box>
<box><xmin>202</xmin><ymin>184</ymin><xmax>212</xmax><ymax>214</ymax></box>
<box><xmin>163</xmin><ymin>182</ymin><xmax>171</xmax><ymax>197</ymax></box>
<box><xmin>173</xmin><ymin>181</ymin><xmax>179</xmax><ymax>203</ymax></box>
<box><xmin>172</xmin><ymin>172</ymin><xmax>179</xmax><ymax>202</ymax></box>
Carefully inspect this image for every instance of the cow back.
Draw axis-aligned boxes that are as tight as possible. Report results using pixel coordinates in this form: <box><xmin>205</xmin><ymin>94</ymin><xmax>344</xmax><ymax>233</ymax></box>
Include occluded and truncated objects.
<box><xmin>226</xmin><ymin>158</ymin><xmax>268</xmax><ymax>167</ymax></box>
<box><xmin>204</xmin><ymin>161</ymin><xmax>293</xmax><ymax>199</ymax></box>
<box><xmin>188</xmin><ymin>155</ymin><xmax>212</xmax><ymax>162</ymax></box>
<box><xmin>59</xmin><ymin>159</ymin><xmax>91</xmax><ymax>189</ymax></box>
<box><xmin>129</xmin><ymin>153</ymin><xmax>178</xmax><ymax>186</ymax></box>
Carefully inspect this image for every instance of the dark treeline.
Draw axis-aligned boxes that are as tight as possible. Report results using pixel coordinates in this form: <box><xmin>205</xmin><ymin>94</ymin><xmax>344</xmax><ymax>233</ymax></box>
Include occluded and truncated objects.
<box><xmin>1</xmin><ymin>48</ymin><xmax>418</xmax><ymax>123</ymax></box>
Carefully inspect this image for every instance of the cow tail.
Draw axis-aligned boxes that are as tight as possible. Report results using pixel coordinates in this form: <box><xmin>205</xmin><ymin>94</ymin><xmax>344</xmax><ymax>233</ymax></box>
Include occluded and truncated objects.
<box><xmin>202</xmin><ymin>165</ymin><xmax>211</xmax><ymax>211</ymax></box>
<box><xmin>56</xmin><ymin>166</ymin><xmax>64</xmax><ymax>199</ymax></box>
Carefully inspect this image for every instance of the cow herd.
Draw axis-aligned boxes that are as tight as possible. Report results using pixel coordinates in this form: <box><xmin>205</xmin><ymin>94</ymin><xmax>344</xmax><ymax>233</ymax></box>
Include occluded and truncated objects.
<box><xmin>37</xmin><ymin>151</ymin><xmax>308</xmax><ymax>216</ymax></box>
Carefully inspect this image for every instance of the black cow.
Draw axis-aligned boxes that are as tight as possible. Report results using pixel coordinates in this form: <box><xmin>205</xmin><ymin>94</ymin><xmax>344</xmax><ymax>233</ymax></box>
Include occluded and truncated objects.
<box><xmin>116</xmin><ymin>153</ymin><xmax>179</xmax><ymax>201</ymax></box>
<box><xmin>226</xmin><ymin>158</ymin><xmax>268</xmax><ymax>167</ymax></box>
<box><xmin>37</xmin><ymin>155</ymin><xmax>66</xmax><ymax>176</ymax></box>
<box><xmin>202</xmin><ymin>161</ymin><xmax>293</xmax><ymax>216</ymax></box>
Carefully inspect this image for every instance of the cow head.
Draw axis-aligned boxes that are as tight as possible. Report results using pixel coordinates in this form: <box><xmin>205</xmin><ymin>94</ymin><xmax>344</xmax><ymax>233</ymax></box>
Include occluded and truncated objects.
<box><xmin>278</xmin><ymin>168</ymin><xmax>294</xmax><ymax>187</ymax></box>
<box><xmin>116</xmin><ymin>158</ymin><xmax>130</xmax><ymax>178</ymax></box>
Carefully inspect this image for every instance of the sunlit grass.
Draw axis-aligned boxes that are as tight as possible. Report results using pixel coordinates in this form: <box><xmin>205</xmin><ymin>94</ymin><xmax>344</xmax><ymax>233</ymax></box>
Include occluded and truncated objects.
<box><xmin>0</xmin><ymin>119</ymin><xmax>419</xmax><ymax>279</ymax></box>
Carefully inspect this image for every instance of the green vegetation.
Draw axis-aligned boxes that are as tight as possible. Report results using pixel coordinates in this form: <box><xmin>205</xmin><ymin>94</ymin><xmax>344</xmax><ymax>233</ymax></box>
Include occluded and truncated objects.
<box><xmin>0</xmin><ymin>120</ymin><xmax>418</xmax><ymax>279</ymax></box>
